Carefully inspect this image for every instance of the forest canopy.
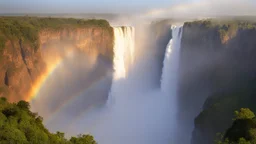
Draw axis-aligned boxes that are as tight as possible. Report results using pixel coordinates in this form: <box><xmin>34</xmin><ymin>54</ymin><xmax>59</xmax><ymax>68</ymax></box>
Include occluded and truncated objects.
<box><xmin>0</xmin><ymin>16</ymin><xmax>112</xmax><ymax>52</ymax></box>
<box><xmin>216</xmin><ymin>108</ymin><xmax>256</xmax><ymax>144</ymax></box>
<box><xmin>0</xmin><ymin>97</ymin><xmax>97</xmax><ymax>144</ymax></box>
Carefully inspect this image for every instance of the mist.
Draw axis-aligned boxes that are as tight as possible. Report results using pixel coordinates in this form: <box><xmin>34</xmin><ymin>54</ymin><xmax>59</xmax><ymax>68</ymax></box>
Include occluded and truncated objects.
<box><xmin>27</xmin><ymin>18</ymin><xmax>183</xmax><ymax>144</ymax></box>
<box><xmin>143</xmin><ymin>0</ymin><xmax>256</xmax><ymax>19</ymax></box>
<box><xmin>50</xmin><ymin>22</ymin><xmax>182</xmax><ymax>144</ymax></box>
<box><xmin>30</xmin><ymin>38</ymin><xmax>113</xmax><ymax>131</ymax></box>
<box><xmin>24</xmin><ymin>1</ymin><xmax>256</xmax><ymax>144</ymax></box>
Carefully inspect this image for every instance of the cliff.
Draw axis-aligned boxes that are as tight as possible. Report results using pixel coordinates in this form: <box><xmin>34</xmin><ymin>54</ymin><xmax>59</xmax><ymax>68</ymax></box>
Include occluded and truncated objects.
<box><xmin>177</xmin><ymin>20</ymin><xmax>256</xmax><ymax>144</ymax></box>
<box><xmin>0</xmin><ymin>17</ymin><xmax>114</xmax><ymax>102</ymax></box>
<box><xmin>151</xmin><ymin>20</ymin><xmax>173</xmax><ymax>87</ymax></box>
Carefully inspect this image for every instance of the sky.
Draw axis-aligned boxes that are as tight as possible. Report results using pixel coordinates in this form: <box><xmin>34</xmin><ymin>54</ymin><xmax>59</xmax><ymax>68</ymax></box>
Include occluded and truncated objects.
<box><xmin>145</xmin><ymin>0</ymin><xmax>256</xmax><ymax>18</ymax></box>
<box><xmin>0</xmin><ymin>0</ymin><xmax>186</xmax><ymax>14</ymax></box>
<box><xmin>0</xmin><ymin>0</ymin><xmax>255</xmax><ymax>16</ymax></box>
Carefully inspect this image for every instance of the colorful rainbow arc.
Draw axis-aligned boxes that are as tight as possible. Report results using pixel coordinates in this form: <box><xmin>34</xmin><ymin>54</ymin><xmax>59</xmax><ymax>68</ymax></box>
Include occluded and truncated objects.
<box><xmin>26</xmin><ymin>57</ymin><xmax>63</xmax><ymax>102</ymax></box>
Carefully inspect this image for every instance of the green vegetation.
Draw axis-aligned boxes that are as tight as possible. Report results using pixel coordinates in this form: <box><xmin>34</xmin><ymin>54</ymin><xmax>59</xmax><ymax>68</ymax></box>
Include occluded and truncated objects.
<box><xmin>185</xmin><ymin>19</ymin><xmax>256</xmax><ymax>42</ymax></box>
<box><xmin>0</xmin><ymin>97</ymin><xmax>97</xmax><ymax>144</ymax></box>
<box><xmin>185</xmin><ymin>19</ymin><xmax>256</xmax><ymax>29</ymax></box>
<box><xmin>235</xmin><ymin>108</ymin><xmax>255</xmax><ymax>120</ymax></box>
<box><xmin>193</xmin><ymin>78</ymin><xmax>256</xmax><ymax>144</ymax></box>
<box><xmin>0</xmin><ymin>16</ymin><xmax>112</xmax><ymax>52</ymax></box>
<box><xmin>0</xmin><ymin>34</ymin><xmax>6</xmax><ymax>51</ymax></box>
<box><xmin>216</xmin><ymin>108</ymin><xmax>256</xmax><ymax>144</ymax></box>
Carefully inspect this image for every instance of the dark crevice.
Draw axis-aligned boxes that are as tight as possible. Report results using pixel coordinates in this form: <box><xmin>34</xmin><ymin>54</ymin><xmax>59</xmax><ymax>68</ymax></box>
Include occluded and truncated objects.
<box><xmin>19</xmin><ymin>40</ymin><xmax>26</xmax><ymax>65</ymax></box>
<box><xmin>19</xmin><ymin>40</ymin><xmax>31</xmax><ymax>76</ymax></box>
<box><xmin>4</xmin><ymin>71</ymin><xmax>9</xmax><ymax>86</ymax></box>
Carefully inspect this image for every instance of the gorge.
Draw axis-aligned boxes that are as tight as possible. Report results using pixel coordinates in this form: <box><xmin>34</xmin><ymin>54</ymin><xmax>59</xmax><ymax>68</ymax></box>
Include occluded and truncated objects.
<box><xmin>0</xmin><ymin>17</ymin><xmax>256</xmax><ymax>144</ymax></box>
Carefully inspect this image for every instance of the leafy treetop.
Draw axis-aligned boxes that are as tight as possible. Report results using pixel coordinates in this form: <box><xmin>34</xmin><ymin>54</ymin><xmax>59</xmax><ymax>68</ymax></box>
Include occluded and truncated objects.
<box><xmin>0</xmin><ymin>97</ymin><xmax>97</xmax><ymax>144</ymax></box>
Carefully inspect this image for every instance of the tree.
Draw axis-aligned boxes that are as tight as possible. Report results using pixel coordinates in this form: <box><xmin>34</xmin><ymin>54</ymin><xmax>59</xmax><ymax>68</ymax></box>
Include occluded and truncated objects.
<box><xmin>56</xmin><ymin>131</ymin><xmax>65</xmax><ymax>139</ymax></box>
<box><xmin>17</xmin><ymin>100</ymin><xmax>30</xmax><ymax>110</ymax></box>
<box><xmin>216</xmin><ymin>108</ymin><xmax>256</xmax><ymax>144</ymax></box>
<box><xmin>235</xmin><ymin>108</ymin><xmax>255</xmax><ymax>120</ymax></box>
<box><xmin>0</xmin><ymin>98</ymin><xmax>98</xmax><ymax>144</ymax></box>
<box><xmin>0</xmin><ymin>97</ymin><xmax>7</xmax><ymax>102</ymax></box>
<box><xmin>0</xmin><ymin>126</ymin><xmax>28</xmax><ymax>144</ymax></box>
<box><xmin>70</xmin><ymin>134</ymin><xmax>97</xmax><ymax>144</ymax></box>
<box><xmin>238</xmin><ymin>138</ymin><xmax>251</xmax><ymax>144</ymax></box>
<box><xmin>2</xmin><ymin>106</ymin><xmax>18</xmax><ymax>117</ymax></box>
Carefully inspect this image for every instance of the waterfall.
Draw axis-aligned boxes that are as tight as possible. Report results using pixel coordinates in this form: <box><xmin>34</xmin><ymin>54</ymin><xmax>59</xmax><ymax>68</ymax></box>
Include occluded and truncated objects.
<box><xmin>112</xmin><ymin>27</ymin><xmax>135</xmax><ymax>80</ymax></box>
<box><xmin>160</xmin><ymin>25</ymin><xmax>183</xmax><ymax>143</ymax></box>
<box><xmin>161</xmin><ymin>26</ymin><xmax>183</xmax><ymax>92</ymax></box>
<box><xmin>71</xmin><ymin>25</ymin><xmax>184</xmax><ymax>144</ymax></box>
<box><xmin>107</xmin><ymin>26</ymin><xmax>135</xmax><ymax>105</ymax></box>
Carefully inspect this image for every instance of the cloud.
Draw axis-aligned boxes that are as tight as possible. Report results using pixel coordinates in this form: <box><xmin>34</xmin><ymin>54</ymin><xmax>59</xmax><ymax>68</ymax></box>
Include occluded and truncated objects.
<box><xmin>143</xmin><ymin>0</ymin><xmax>256</xmax><ymax>19</ymax></box>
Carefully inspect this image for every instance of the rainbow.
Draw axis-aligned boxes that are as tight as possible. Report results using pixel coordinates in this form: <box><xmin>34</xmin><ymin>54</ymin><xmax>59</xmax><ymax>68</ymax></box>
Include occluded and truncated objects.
<box><xmin>26</xmin><ymin>57</ymin><xmax>63</xmax><ymax>102</ymax></box>
<box><xmin>45</xmin><ymin>75</ymin><xmax>108</xmax><ymax>124</ymax></box>
<box><xmin>26</xmin><ymin>48</ymin><xmax>110</xmax><ymax>126</ymax></box>
<box><xmin>26</xmin><ymin>49</ymin><xmax>76</xmax><ymax>101</ymax></box>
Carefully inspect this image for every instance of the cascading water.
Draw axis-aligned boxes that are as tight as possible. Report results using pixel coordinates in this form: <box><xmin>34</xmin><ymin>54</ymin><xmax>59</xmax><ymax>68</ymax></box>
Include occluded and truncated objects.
<box><xmin>107</xmin><ymin>27</ymin><xmax>135</xmax><ymax>105</ymax></box>
<box><xmin>161</xmin><ymin>26</ymin><xmax>183</xmax><ymax>92</ymax></box>
<box><xmin>112</xmin><ymin>27</ymin><xmax>134</xmax><ymax>80</ymax></box>
<box><xmin>71</xmin><ymin>25</ymin><xmax>184</xmax><ymax>144</ymax></box>
<box><xmin>160</xmin><ymin>26</ymin><xmax>183</xmax><ymax>143</ymax></box>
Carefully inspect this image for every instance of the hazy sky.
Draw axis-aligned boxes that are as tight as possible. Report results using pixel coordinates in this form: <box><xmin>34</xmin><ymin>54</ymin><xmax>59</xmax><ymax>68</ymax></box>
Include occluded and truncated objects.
<box><xmin>145</xmin><ymin>0</ymin><xmax>256</xmax><ymax>18</ymax></box>
<box><xmin>0</xmin><ymin>0</ymin><xmax>188</xmax><ymax>14</ymax></box>
<box><xmin>1</xmin><ymin>0</ymin><xmax>255</xmax><ymax>16</ymax></box>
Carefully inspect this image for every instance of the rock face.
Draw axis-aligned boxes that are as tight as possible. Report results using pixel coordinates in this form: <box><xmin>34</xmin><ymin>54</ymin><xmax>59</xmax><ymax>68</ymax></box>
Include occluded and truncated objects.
<box><xmin>0</xmin><ymin>39</ymin><xmax>45</xmax><ymax>101</ymax></box>
<box><xmin>177</xmin><ymin>21</ymin><xmax>256</xmax><ymax>144</ymax></box>
<box><xmin>151</xmin><ymin>20</ymin><xmax>173</xmax><ymax>87</ymax></box>
<box><xmin>35</xmin><ymin>27</ymin><xmax>114</xmax><ymax>121</ymax></box>
<box><xmin>39</xmin><ymin>28</ymin><xmax>113</xmax><ymax>61</ymax></box>
<box><xmin>0</xmin><ymin>27</ymin><xmax>114</xmax><ymax>102</ymax></box>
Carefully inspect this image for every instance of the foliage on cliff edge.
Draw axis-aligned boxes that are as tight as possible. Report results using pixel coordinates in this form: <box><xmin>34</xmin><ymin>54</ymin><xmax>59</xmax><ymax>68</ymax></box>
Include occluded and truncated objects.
<box><xmin>216</xmin><ymin>108</ymin><xmax>256</xmax><ymax>144</ymax></box>
<box><xmin>0</xmin><ymin>16</ymin><xmax>113</xmax><ymax>52</ymax></box>
<box><xmin>184</xmin><ymin>19</ymin><xmax>256</xmax><ymax>43</ymax></box>
<box><xmin>0</xmin><ymin>97</ymin><xmax>97</xmax><ymax>144</ymax></box>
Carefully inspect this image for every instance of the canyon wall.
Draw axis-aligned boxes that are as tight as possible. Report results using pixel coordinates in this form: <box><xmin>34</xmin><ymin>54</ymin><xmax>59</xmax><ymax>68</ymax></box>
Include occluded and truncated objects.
<box><xmin>2</xmin><ymin>17</ymin><xmax>256</xmax><ymax>143</ymax></box>
<box><xmin>151</xmin><ymin>20</ymin><xmax>173</xmax><ymax>87</ymax></box>
<box><xmin>0</xmin><ymin>17</ymin><xmax>114</xmax><ymax>104</ymax></box>
<box><xmin>178</xmin><ymin>20</ymin><xmax>256</xmax><ymax>144</ymax></box>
